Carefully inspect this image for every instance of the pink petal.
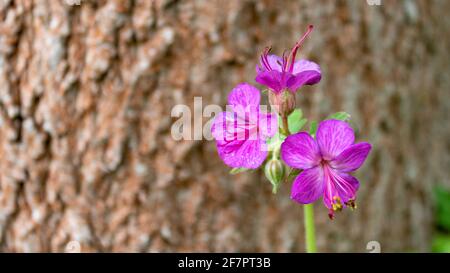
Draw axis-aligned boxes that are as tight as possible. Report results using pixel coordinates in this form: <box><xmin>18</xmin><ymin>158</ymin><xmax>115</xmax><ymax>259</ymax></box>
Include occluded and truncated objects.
<box><xmin>323</xmin><ymin>167</ymin><xmax>360</xmax><ymax>208</ymax></box>
<box><xmin>330</xmin><ymin>142</ymin><xmax>372</xmax><ymax>172</ymax></box>
<box><xmin>258</xmin><ymin>112</ymin><xmax>278</xmax><ymax>139</ymax></box>
<box><xmin>286</xmin><ymin>70</ymin><xmax>322</xmax><ymax>92</ymax></box>
<box><xmin>281</xmin><ymin>132</ymin><xmax>321</xmax><ymax>170</ymax></box>
<box><xmin>228</xmin><ymin>83</ymin><xmax>261</xmax><ymax>108</ymax></box>
<box><xmin>267</xmin><ymin>54</ymin><xmax>283</xmax><ymax>71</ymax></box>
<box><xmin>286</xmin><ymin>60</ymin><xmax>321</xmax><ymax>91</ymax></box>
<box><xmin>259</xmin><ymin>54</ymin><xmax>283</xmax><ymax>72</ymax></box>
<box><xmin>290</xmin><ymin>167</ymin><xmax>324</xmax><ymax>204</ymax></box>
<box><xmin>255</xmin><ymin>70</ymin><xmax>284</xmax><ymax>93</ymax></box>
<box><xmin>211</xmin><ymin>111</ymin><xmax>226</xmax><ymax>141</ymax></box>
<box><xmin>316</xmin><ymin>120</ymin><xmax>355</xmax><ymax>160</ymax></box>
<box><xmin>216</xmin><ymin>139</ymin><xmax>267</xmax><ymax>169</ymax></box>
<box><xmin>292</xmin><ymin>59</ymin><xmax>321</xmax><ymax>75</ymax></box>
<box><xmin>211</xmin><ymin>112</ymin><xmax>239</xmax><ymax>141</ymax></box>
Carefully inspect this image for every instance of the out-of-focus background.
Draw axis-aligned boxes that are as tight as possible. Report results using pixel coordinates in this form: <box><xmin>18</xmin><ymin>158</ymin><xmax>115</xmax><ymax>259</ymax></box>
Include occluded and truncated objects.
<box><xmin>0</xmin><ymin>0</ymin><xmax>449</xmax><ymax>252</ymax></box>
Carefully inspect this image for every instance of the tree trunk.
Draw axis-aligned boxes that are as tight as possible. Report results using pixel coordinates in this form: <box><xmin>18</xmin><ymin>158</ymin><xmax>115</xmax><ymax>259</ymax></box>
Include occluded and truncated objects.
<box><xmin>0</xmin><ymin>0</ymin><xmax>448</xmax><ymax>252</ymax></box>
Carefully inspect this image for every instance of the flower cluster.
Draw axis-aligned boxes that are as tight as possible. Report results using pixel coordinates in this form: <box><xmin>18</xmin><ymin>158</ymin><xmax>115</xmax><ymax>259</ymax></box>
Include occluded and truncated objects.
<box><xmin>211</xmin><ymin>25</ymin><xmax>371</xmax><ymax>219</ymax></box>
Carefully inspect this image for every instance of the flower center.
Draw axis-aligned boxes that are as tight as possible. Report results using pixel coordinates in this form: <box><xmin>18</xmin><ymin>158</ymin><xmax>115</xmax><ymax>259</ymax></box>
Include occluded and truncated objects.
<box><xmin>320</xmin><ymin>158</ymin><xmax>329</xmax><ymax>167</ymax></box>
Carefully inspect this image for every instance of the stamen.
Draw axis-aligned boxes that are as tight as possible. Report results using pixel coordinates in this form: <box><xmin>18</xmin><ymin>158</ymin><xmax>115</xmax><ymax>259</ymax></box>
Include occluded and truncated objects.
<box><xmin>332</xmin><ymin>196</ymin><xmax>343</xmax><ymax>211</ymax></box>
<box><xmin>345</xmin><ymin>199</ymin><xmax>357</xmax><ymax>210</ymax></box>
<box><xmin>260</xmin><ymin>55</ymin><xmax>269</xmax><ymax>70</ymax></box>
<box><xmin>288</xmin><ymin>25</ymin><xmax>314</xmax><ymax>73</ymax></box>
<box><xmin>329</xmin><ymin>167</ymin><xmax>356</xmax><ymax>198</ymax></box>
<box><xmin>328</xmin><ymin>209</ymin><xmax>335</xmax><ymax>220</ymax></box>
<box><xmin>260</xmin><ymin>46</ymin><xmax>273</xmax><ymax>71</ymax></box>
<box><xmin>281</xmin><ymin>50</ymin><xmax>289</xmax><ymax>72</ymax></box>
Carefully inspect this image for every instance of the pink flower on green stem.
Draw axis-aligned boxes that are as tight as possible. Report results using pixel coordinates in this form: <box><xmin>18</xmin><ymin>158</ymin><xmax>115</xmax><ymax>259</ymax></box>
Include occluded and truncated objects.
<box><xmin>255</xmin><ymin>25</ymin><xmax>322</xmax><ymax>94</ymax></box>
<box><xmin>211</xmin><ymin>83</ymin><xmax>277</xmax><ymax>169</ymax></box>
<box><xmin>281</xmin><ymin>120</ymin><xmax>372</xmax><ymax>219</ymax></box>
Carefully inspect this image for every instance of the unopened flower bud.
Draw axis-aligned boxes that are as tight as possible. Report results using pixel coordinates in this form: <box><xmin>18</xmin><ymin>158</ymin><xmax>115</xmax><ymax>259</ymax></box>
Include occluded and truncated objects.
<box><xmin>264</xmin><ymin>159</ymin><xmax>286</xmax><ymax>194</ymax></box>
<box><xmin>268</xmin><ymin>90</ymin><xmax>296</xmax><ymax>117</ymax></box>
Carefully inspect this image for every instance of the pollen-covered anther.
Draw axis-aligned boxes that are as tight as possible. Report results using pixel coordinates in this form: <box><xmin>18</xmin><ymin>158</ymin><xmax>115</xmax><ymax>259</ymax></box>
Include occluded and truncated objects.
<box><xmin>331</xmin><ymin>196</ymin><xmax>343</xmax><ymax>212</ymax></box>
<box><xmin>345</xmin><ymin>199</ymin><xmax>357</xmax><ymax>210</ymax></box>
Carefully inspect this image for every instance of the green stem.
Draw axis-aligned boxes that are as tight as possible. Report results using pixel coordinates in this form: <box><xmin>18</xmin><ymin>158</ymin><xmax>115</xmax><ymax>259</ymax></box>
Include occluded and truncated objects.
<box><xmin>281</xmin><ymin>112</ymin><xmax>317</xmax><ymax>252</ymax></box>
<box><xmin>281</xmin><ymin>115</ymin><xmax>291</xmax><ymax>135</ymax></box>
<box><xmin>304</xmin><ymin>124</ymin><xmax>318</xmax><ymax>253</ymax></box>
<box><xmin>303</xmin><ymin>203</ymin><xmax>317</xmax><ymax>253</ymax></box>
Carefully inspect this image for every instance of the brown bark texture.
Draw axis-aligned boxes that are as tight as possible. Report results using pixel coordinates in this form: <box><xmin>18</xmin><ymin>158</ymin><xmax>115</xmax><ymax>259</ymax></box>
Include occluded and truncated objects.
<box><xmin>0</xmin><ymin>0</ymin><xmax>449</xmax><ymax>252</ymax></box>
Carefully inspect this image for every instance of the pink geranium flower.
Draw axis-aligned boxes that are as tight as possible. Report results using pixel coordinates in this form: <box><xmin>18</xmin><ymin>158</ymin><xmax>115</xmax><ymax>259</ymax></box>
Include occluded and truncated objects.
<box><xmin>281</xmin><ymin>120</ymin><xmax>372</xmax><ymax>219</ymax></box>
<box><xmin>211</xmin><ymin>83</ymin><xmax>277</xmax><ymax>169</ymax></box>
<box><xmin>255</xmin><ymin>25</ymin><xmax>322</xmax><ymax>94</ymax></box>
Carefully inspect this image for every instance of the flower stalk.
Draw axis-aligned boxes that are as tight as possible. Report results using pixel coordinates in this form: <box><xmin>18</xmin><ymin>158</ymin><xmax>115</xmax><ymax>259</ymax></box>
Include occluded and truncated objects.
<box><xmin>280</xmin><ymin>109</ymin><xmax>316</xmax><ymax>253</ymax></box>
<box><xmin>303</xmin><ymin>203</ymin><xmax>317</xmax><ymax>253</ymax></box>
<box><xmin>281</xmin><ymin>114</ymin><xmax>291</xmax><ymax>135</ymax></box>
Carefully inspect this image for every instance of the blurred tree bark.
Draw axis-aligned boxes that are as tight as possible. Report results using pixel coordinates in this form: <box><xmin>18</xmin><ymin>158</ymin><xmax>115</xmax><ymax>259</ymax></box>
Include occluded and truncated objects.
<box><xmin>0</xmin><ymin>0</ymin><xmax>449</xmax><ymax>252</ymax></box>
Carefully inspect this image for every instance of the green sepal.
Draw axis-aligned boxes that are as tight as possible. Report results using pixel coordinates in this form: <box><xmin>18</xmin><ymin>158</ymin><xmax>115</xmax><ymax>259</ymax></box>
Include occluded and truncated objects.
<box><xmin>327</xmin><ymin>111</ymin><xmax>351</xmax><ymax>122</ymax></box>
<box><xmin>309</xmin><ymin>121</ymin><xmax>318</xmax><ymax>137</ymax></box>
<box><xmin>278</xmin><ymin>109</ymin><xmax>308</xmax><ymax>134</ymax></box>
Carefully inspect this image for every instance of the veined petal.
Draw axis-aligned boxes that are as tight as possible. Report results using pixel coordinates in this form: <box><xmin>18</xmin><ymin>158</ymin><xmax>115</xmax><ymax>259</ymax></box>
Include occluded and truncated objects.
<box><xmin>292</xmin><ymin>59</ymin><xmax>321</xmax><ymax>76</ymax></box>
<box><xmin>216</xmin><ymin>139</ymin><xmax>267</xmax><ymax>169</ymax></box>
<box><xmin>257</xmin><ymin>111</ymin><xmax>278</xmax><ymax>139</ymax></box>
<box><xmin>330</xmin><ymin>142</ymin><xmax>372</xmax><ymax>172</ymax></box>
<box><xmin>323</xmin><ymin>166</ymin><xmax>360</xmax><ymax>209</ymax></box>
<box><xmin>228</xmin><ymin>83</ymin><xmax>261</xmax><ymax>108</ymax></box>
<box><xmin>211</xmin><ymin>111</ymin><xmax>247</xmax><ymax>141</ymax></box>
<box><xmin>211</xmin><ymin>111</ymin><xmax>233</xmax><ymax>141</ymax></box>
<box><xmin>316</xmin><ymin>120</ymin><xmax>355</xmax><ymax>160</ymax></box>
<box><xmin>255</xmin><ymin>70</ymin><xmax>284</xmax><ymax>93</ymax></box>
<box><xmin>291</xmin><ymin>166</ymin><xmax>324</xmax><ymax>204</ymax></box>
<box><xmin>281</xmin><ymin>132</ymin><xmax>321</xmax><ymax>169</ymax></box>
<box><xmin>286</xmin><ymin>70</ymin><xmax>322</xmax><ymax>92</ymax></box>
<box><xmin>261</xmin><ymin>54</ymin><xmax>283</xmax><ymax>72</ymax></box>
<box><xmin>212</xmin><ymin>82</ymin><xmax>272</xmax><ymax>168</ymax></box>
